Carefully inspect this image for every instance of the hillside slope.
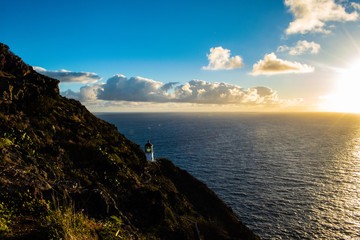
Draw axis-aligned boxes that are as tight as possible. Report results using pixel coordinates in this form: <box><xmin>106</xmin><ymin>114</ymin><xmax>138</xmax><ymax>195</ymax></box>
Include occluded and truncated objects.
<box><xmin>0</xmin><ymin>43</ymin><xmax>260</xmax><ymax>240</ymax></box>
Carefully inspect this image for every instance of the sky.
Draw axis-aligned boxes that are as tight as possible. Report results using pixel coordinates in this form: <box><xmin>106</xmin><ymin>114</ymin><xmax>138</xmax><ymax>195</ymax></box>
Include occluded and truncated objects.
<box><xmin>2</xmin><ymin>0</ymin><xmax>360</xmax><ymax>112</ymax></box>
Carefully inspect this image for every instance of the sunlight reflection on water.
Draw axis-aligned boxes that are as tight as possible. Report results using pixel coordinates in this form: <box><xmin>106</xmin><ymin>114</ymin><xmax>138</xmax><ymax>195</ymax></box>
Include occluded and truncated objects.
<box><xmin>97</xmin><ymin>112</ymin><xmax>360</xmax><ymax>239</ymax></box>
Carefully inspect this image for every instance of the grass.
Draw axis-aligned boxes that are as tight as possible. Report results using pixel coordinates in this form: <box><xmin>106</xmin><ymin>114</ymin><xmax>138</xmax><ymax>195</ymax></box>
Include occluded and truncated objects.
<box><xmin>0</xmin><ymin>189</ymin><xmax>155</xmax><ymax>240</ymax></box>
<box><xmin>0</xmin><ymin>201</ymin><xmax>13</xmax><ymax>237</ymax></box>
<box><xmin>0</xmin><ymin>191</ymin><xmax>100</xmax><ymax>240</ymax></box>
<box><xmin>42</xmin><ymin>204</ymin><xmax>155</xmax><ymax>240</ymax></box>
<box><xmin>41</xmin><ymin>204</ymin><xmax>99</xmax><ymax>240</ymax></box>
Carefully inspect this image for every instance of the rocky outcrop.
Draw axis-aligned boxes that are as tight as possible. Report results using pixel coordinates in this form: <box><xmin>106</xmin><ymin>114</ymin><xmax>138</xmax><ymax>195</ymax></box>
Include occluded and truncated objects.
<box><xmin>0</xmin><ymin>43</ymin><xmax>59</xmax><ymax>111</ymax></box>
<box><xmin>0</xmin><ymin>43</ymin><xmax>32</xmax><ymax>77</ymax></box>
<box><xmin>0</xmin><ymin>43</ymin><xmax>260</xmax><ymax>240</ymax></box>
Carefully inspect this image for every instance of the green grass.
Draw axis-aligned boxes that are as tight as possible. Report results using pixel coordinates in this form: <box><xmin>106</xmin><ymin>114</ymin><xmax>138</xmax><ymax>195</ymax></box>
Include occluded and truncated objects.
<box><xmin>0</xmin><ymin>201</ymin><xmax>13</xmax><ymax>237</ymax></box>
<box><xmin>41</xmin><ymin>205</ymin><xmax>99</xmax><ymax>240</ymax></box>
<box><xmin>0</xmin><ymin>190</ymin><xmax>153</xmax><ymax>240</ymax></box>
<box><xmin>0</xmin><ymin>189</ymin><xmax>47</xmax><ymax>238</ymax></box>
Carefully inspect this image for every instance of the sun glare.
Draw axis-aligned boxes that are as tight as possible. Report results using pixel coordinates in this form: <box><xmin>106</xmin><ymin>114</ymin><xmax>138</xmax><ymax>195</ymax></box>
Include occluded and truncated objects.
<box><xmin>321</xmin><ymin>59</ymin><xmax>360</xmax><ymax>113</ymax></box>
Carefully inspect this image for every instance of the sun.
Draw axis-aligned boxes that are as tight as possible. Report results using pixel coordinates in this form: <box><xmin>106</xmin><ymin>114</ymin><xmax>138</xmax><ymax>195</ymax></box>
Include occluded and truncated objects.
<box><xmin>321</xmin><ymin>59</ymin><xmax>360</xmax><ymax>113</ymax></box>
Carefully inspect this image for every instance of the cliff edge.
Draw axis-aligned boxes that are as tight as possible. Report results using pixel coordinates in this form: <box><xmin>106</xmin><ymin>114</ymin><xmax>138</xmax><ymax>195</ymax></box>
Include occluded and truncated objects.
<box><xmin>0</xmin><ymin>43</ymin><xmax>260</xmax><ymax>240</ymax></box>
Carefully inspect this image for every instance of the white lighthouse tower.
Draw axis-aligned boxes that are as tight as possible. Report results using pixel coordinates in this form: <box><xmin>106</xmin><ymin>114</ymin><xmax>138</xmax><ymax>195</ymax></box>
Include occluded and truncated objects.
<box><xmin>145</xmin><ymin>140</ymin><xmax>154</xmax><ymax>162</ymax></box>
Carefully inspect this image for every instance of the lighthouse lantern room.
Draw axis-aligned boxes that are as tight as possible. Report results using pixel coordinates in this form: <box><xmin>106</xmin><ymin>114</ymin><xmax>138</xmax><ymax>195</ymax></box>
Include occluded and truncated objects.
<box><xmin>145</xmin><ymin>140</ymin><xmax>154</xmax><ymax>162</ymax></box>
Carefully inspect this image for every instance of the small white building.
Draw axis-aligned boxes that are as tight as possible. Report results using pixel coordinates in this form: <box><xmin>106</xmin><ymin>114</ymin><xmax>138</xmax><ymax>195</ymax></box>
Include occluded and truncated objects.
<box><xmin>145</xmin><ymin>140</ymin><xmax>155</xmax><ymax>162</ymax></box>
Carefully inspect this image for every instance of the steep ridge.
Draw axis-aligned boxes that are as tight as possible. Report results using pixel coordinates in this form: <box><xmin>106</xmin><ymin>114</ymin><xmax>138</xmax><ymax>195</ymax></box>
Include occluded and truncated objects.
<box><xmin>0</xmin><ymin>43</ymin><xmax>260</xmax><ymax>240</ymax></box>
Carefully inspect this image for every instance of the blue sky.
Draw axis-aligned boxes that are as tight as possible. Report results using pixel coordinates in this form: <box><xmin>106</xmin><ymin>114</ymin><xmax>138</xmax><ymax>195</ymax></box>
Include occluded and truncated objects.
<box><xmin>2</xmin><ymin>0</ymin><xmax>360</xmax><ymax>112</ymax></box>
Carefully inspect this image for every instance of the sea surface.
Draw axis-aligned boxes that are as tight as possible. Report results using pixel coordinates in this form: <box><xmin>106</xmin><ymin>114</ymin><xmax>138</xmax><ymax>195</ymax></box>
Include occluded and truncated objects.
<box><xmin>95</xmin><ymin>112</ymin><xmax>360</xmax><ymax>240</ymax></box>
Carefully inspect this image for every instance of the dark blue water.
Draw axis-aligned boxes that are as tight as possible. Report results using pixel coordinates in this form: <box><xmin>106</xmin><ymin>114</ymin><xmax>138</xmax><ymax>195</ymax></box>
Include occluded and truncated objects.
<box><xmin>95</xmin><ymin>112</ymin><xmax>360</xmax><ymax>240</ymax></box>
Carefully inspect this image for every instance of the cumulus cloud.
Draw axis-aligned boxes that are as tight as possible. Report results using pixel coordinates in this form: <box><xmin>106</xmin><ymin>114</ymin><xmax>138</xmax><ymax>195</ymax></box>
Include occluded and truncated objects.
<box><xmin>285</xmin><ymin>0</ymin><xmax>358</xmax><ymax>34</ymax></box>
<box><xmin>352</xmin><ymin>2</ymin><xmax>360</xmax><ymax>11</ymax></box>
<box><xmin>173</xmin><ymin>80</ymin><xmax>280</xmax><ymax>104</ymax></box>
<box><xmin>202</xmin><ymin>46</ymin><xmax>244</xmax><ymax>70</ymax></box>
<box><xmin>250</xmin><ymin>52</ymin><xmax>315</xmax><ymax>76</ymax></box>
<box><xmin>62</xmin><ymin>74</ymin><xmax>296</xmax><ymax>106</ymax></box>
<box><xmin>277</xmin><ymin>40</ymin><xmax>321</xmax><ymax>55</ymax></box>
<box><xmin>160</xmin><ymin>82</ymin><xmax>179</xmax><ymax>91</ymax></box>
<box><xmin>33</xmin><ymin>66</ymin><xmax>102</xmax><ymax>83</ymax></box>
<box><xmin>98</xmin><ymin>74</ymin><xmax>171</xmax><ymax>102</ymax></box>
<box><xmin>62</xmin><ymin>83</ymin><xmax>104</xmax><ymax>102</ymax></box>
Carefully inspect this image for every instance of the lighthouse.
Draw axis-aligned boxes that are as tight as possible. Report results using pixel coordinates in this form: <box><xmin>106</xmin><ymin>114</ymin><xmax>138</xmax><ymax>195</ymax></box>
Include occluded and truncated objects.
<box><xmin>145</xmin><ymin>140</ymin><xmax>154</xmax><ymax>162</ymax></box>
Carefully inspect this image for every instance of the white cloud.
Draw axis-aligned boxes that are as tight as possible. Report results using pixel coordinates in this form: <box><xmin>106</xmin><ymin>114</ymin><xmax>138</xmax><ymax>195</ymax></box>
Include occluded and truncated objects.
<box><xmin>172</xmin><ymin>80</ymin><xmax>280</xmax><ymax>104</ymax></box>
<box><xmin>61</xmin><ymin>83</ymin><xmax>104</xmax><ymax>102</ymax></box>
<box><xmin>202</xmin><ymin>46</ymin><xmax>244</xmax><ymax>70</ymax></box>
<box><xmin>62</xmin><ymin>74</ymin><xmax>294</xmax><ymax>106</ymax></box>
<box><xmin>285</xmin><ymin>0</ymin><xmax>358</xmax><ymax>34</ymax></box>
<box><xmin>98</xmin><ymin>74</ymin><xmax>172</xmax><ymax>102</ymax></box>
<box><xmin>250</xmin><ymin>52</ymin><xmax>315</xmax><ymax>76</ymax></box>
<box><xmin>277</xmin><ymin>40</ymin><xmax>321</xmax><ymax>55</ymax></box>
<box><xmin>352</xmin><ymin>2</ymin><xmax>360</xmax><ymax>11</ymax></box>
<box><xmin>33</xmin><ymin>66</ymin><xmax>102</xmax><ymax>83</ymax></box>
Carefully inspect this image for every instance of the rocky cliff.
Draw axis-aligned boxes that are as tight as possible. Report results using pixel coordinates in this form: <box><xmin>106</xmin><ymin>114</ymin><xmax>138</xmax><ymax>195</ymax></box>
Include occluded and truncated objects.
<box><xmin>0</xmin><ymin>43</ymin><xmax>260</xmax><ymax>240</ymax></box>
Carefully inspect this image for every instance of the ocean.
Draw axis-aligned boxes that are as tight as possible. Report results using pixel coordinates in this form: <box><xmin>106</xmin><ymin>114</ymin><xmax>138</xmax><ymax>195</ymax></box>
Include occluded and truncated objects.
<box><xmin>95</xmin><ymin>112</ymin><xmax>360</xmax><ymax>240</ymax></box>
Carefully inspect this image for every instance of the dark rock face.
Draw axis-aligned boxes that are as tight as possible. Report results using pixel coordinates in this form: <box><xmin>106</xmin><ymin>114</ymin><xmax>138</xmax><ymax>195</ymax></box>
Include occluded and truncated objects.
<box><xmin>0</xmin><ymin>43</ymin><xmax>32</xmax><ymax>77</ymax></box>
<box><xmin>0</xmin><ymin>43</ymin><xmax>59</xmax><ymax>111</ymax></box>
<box><xmin>0</xmin><ymin>43</ymin><xmax>260</xmax><ymax>240</ymax></box>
